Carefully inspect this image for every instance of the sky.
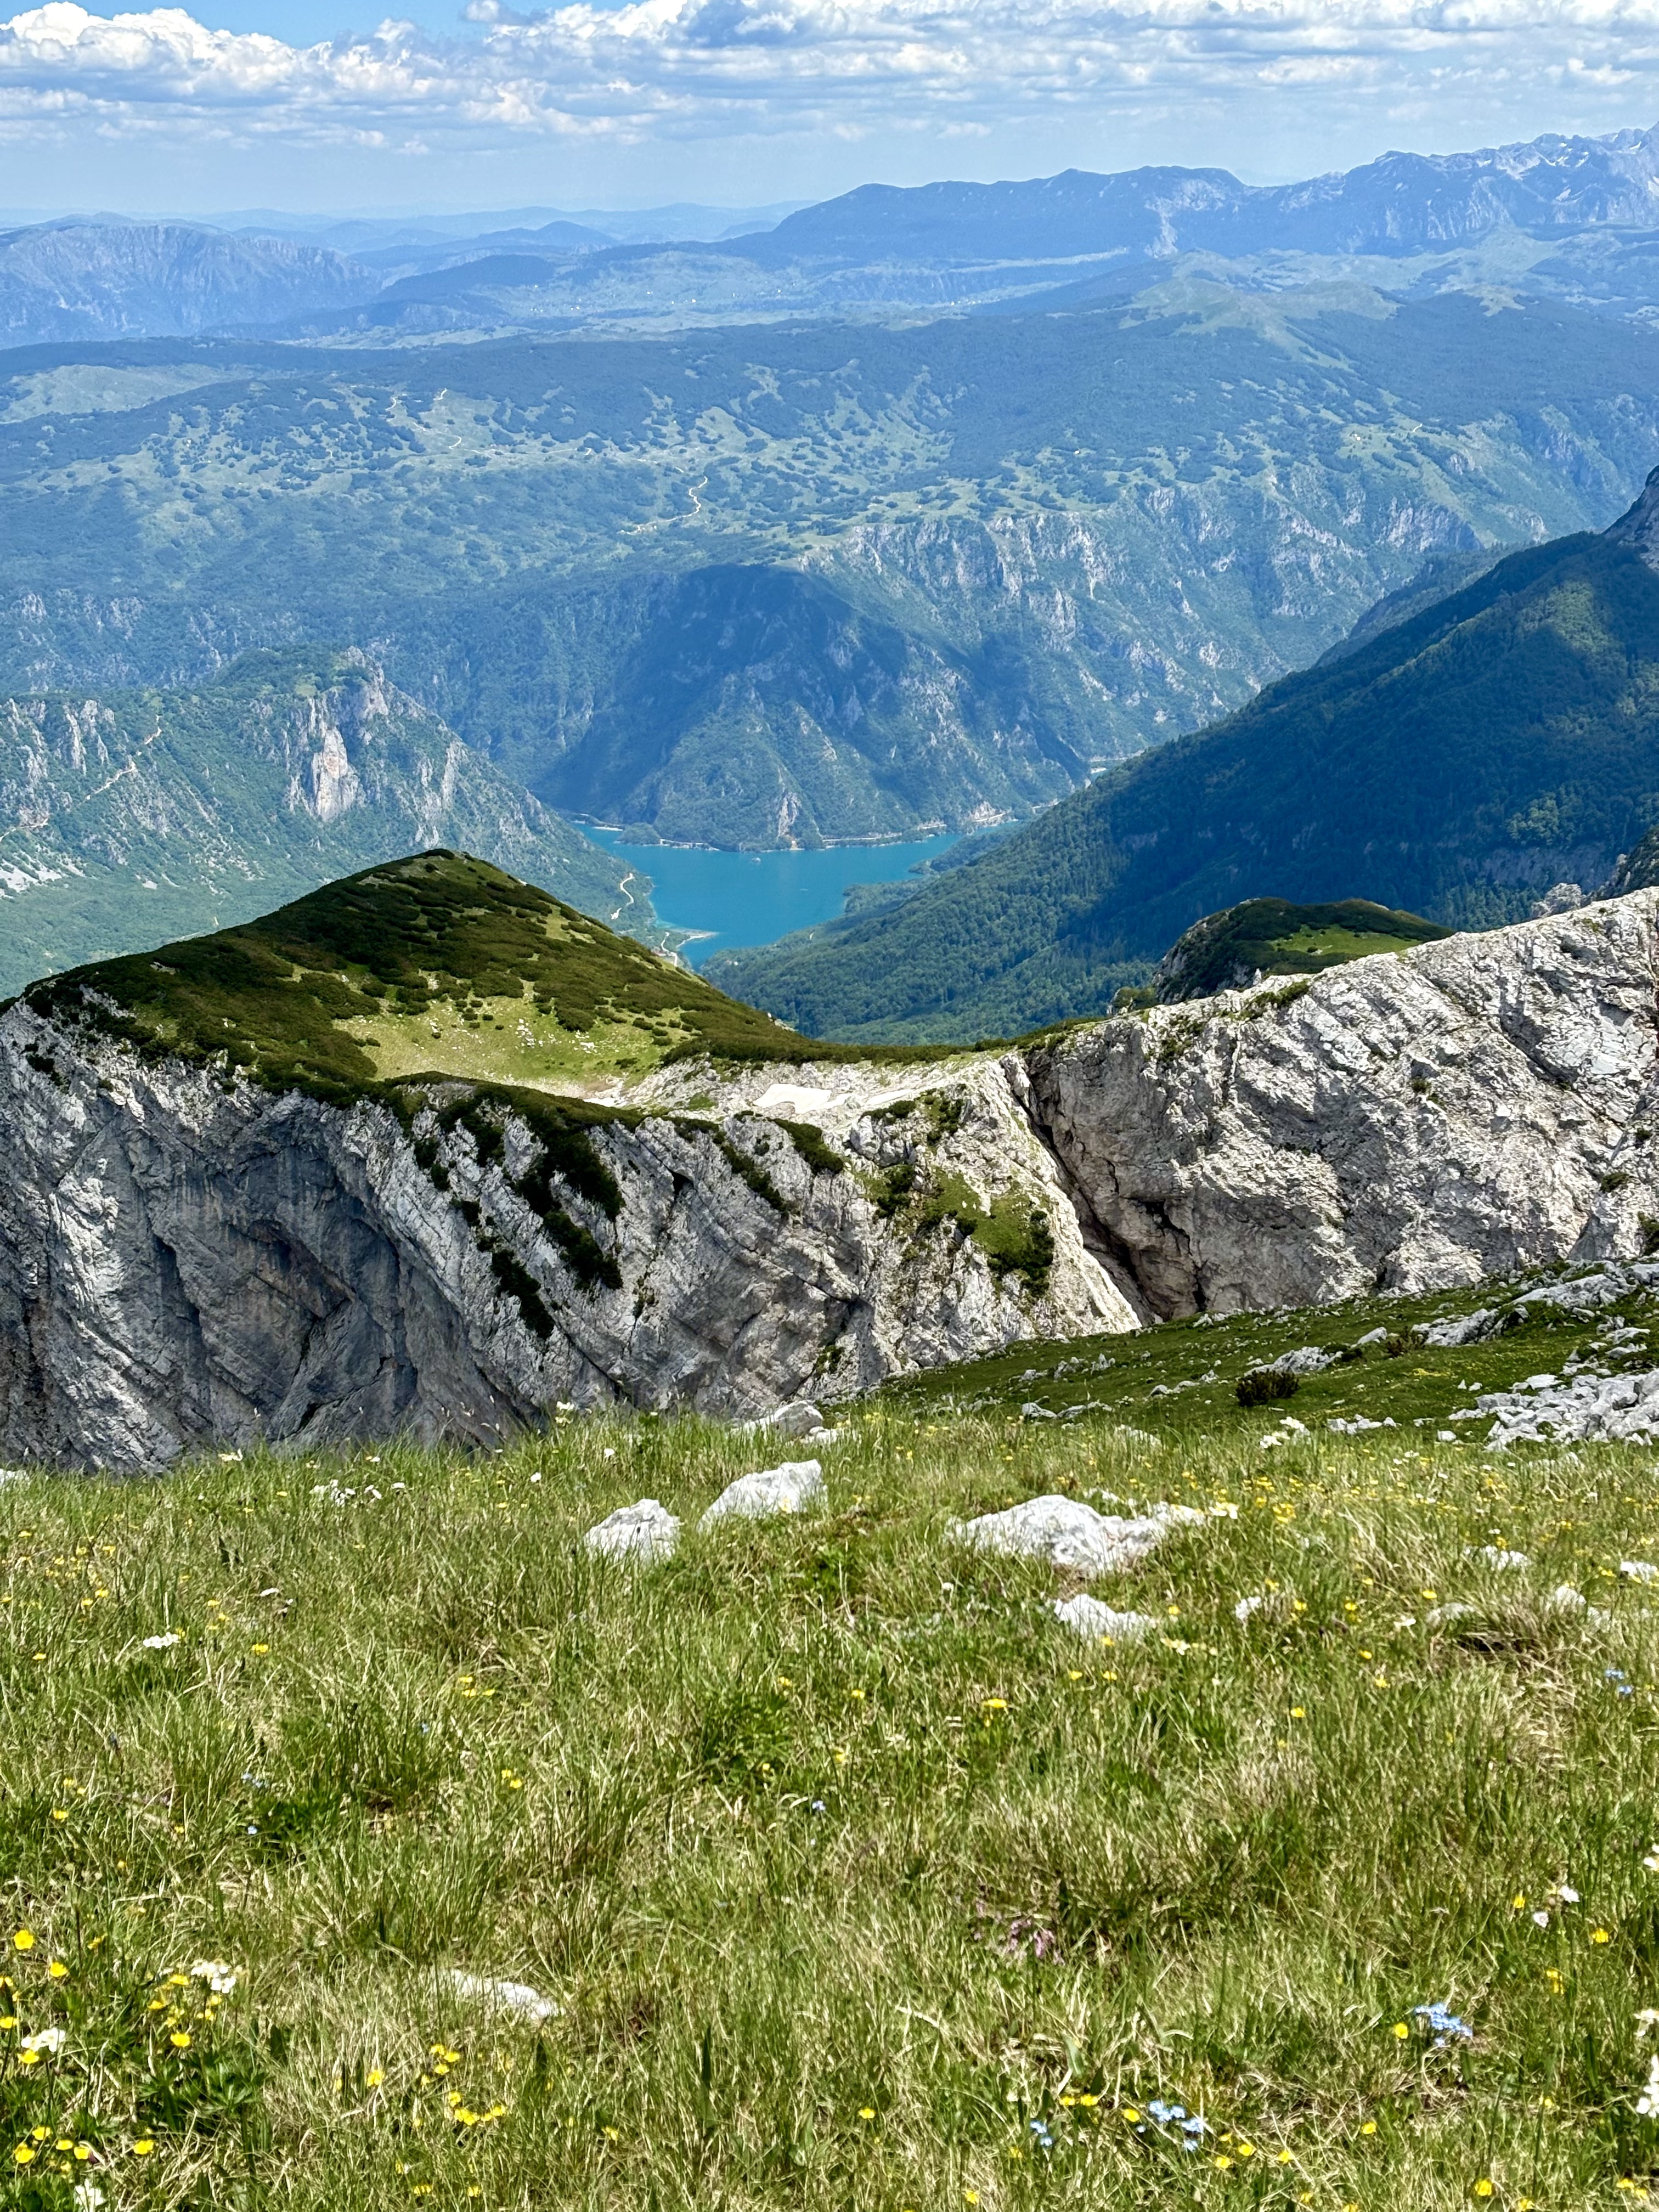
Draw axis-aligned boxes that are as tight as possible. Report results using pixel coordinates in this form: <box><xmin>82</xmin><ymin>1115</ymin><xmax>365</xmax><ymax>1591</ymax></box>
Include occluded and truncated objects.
<box><xmin>1</xmin><ymin>0</ymin><xmax>1658</xmax><ymax>216</ymax></box>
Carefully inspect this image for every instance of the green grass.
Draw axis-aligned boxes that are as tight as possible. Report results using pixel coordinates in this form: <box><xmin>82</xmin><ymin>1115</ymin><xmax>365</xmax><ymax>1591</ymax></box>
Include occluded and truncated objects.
<box><xmin>1152</xmin><ymin>898</ymin><xmax>1454</xmax><ymax>1003</ymax></box>
<box><xmin>882</xmin><ymin>1265</ymin><xmax>1655</xmax><ymax>1440</ymax></box>
<box><xmin>7</xmin><ymin>1283</ymin><xmax>1659</xmax><ymax>2205</ymax></box>
<box><xmin>19</xmin><ymin>852</ymin><xmax>941</xmax><ymax>1106</ymax></box>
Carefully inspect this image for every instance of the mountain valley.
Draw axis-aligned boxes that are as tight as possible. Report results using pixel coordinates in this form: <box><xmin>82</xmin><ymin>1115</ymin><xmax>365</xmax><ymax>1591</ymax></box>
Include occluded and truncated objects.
<box><xmin>713</xmin><ymin>472</ymin><xmax>1659</xmax><ymax>1037</ymax></box>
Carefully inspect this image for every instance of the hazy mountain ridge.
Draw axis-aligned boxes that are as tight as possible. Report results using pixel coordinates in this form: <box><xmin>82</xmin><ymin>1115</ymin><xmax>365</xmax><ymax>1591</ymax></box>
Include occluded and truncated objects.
<box><xmin>0</xmin><ymin>223</ymin><xmax>376</xmax><ymax>346</ymax></box>
<box><xmin>12</xmin><ymin>125</ymin><xmax>1659</xmax><ymax>353</ymax></box>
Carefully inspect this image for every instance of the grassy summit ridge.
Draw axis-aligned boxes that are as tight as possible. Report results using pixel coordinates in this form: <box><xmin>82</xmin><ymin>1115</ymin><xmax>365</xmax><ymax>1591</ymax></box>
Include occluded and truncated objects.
<box><xmin>21</xmin><ymin>851</ymin><xmax>792</xmax><ymax>1097</ymax></box>
<box><xmin>4</xmin><ymin>1271</ymin><xmax>1659</xmax><ymax>2204</ymax></box>
<box><xmin>19</xmin><ymin>850</ymin><xmax>939</xmax><ymax>1097</ymax></box>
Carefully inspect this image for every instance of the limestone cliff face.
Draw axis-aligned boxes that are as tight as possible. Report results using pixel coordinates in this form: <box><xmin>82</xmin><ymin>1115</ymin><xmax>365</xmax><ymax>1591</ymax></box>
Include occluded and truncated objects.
<box><xmin>7</xmin><ymin>890</ymin><xmax>1659</xmax><ymax>1470</ymax></box>
<box><xmin>0</xmin><ymin>1010</ymin><xmax>1132</xmax><ymax>1470</ymax></box>
<box><xmin>1026</xmin><ymin>891</ymin><xmax>1659</xmax><ymax>1316</ymax></box>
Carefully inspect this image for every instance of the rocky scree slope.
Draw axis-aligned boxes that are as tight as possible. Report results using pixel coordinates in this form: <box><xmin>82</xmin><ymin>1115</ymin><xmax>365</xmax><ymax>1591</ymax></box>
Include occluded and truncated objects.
<box><xmin>5</xmin><ymin>860</ymin><xmax>1659</xmax><ymax>1470</ymax></box>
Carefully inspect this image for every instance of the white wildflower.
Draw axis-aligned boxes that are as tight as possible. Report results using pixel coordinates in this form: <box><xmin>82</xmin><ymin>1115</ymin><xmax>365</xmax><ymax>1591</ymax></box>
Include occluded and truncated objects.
<box><xmin>140</xmin><ymin>1632</ymin><xmax>181</xmax><ymax>1650</ymax></box>
<box><xmin>189</xmin><ymin>1959</ymin><xmax>239</xmax><ymax>1995</ymax></box>
<box><xmin>1639</xmin><ymin>2055</ymin><xmax>1659</xmax><ymax>2118</ymax></box>
<box><xmin>21</xmin><ymin>2027</ymin><xmax>65</xmax><ymax>2055</ymax></box>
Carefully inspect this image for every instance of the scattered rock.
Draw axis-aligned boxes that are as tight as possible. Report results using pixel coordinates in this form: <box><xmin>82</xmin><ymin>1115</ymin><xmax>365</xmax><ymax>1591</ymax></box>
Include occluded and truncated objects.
<box><xmin>1547</xmin><ymin>1583</ymin><xmax>1611</xmax><ymax>1626</ymax></box>
<box><xmin>1621</xmin><ymin>1559</ymin><xmax>1659</xmax><ymax>1583</ymax></box>
<box><xmin>803</xmin><ymin>1426</ymin><xmax>842</xmax><ymax>1445</ymax></box>
<box><xmin>1426</xmin><ymin>1602</ymin><xmax>1479</xmax><ymax>1628</ymax></box>
<box><xmin>442</xmin><ymin>1971</ymin><xmax>558</xmax><ymax>2025</ymax></box>
<box><xmin>1418</xmin><ymin>1308</ymin><xmax>1506</xmax><ymax>1348</ymax></box>
<box><xmin>1272</xmin><ymin>1345</ymin><xmax>1339</xmax><ymax>1375</ymax></box>
<box><xmin>950</xmin><ymin>1494</ymin><xmax>1199</xmax><ymax>1577</ymax></box>
<box><xmin>700</xmin><ymin>1459</ymin><xmax>825</xmax><ymax>1528</ymax></box>
<box><xmin>1514</xmin><ymin>1273</ymin><xmax>1630</xmax><ymax>1319</ymax></box>
<box><xmin>584</xmin><ymin>1499</ymin><xmax>680</xmax><ymax>1564</ymax></box>
<box><xmin>1052</xmin><ymin>1593</ymin><xmax>1159</xmax><ymax>1641</ymax></box>
<box><xmin>738</xmin><ymin>1400</ymin><xmax>825</xmax><ymax>1440</ymax></box>
<box><xmin>1480</xmin><ymin>1369</ymin><xmax>1659</xmax><ymax>1448</ymax></box>
<box><xmin>1473</xmin><ymin>1547</ymin><xmax>1531</xmax><ymax>1571</ymax></box>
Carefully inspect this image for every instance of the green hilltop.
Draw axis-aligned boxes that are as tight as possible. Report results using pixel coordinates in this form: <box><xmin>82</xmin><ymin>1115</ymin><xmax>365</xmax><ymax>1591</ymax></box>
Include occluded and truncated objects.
<box><xmin>20</xmin><ymin>851</ymin><xmax>844</xmax><ymax>1101</ymax></box>
<box><xmin>1149</xmin><ymin>896</ymin><xmax>1452</xmax><ymax>1003</ymax></box>
<box><xmin>710</xmin><ymin>516</ymin><xmax>1659</xmax><ymax>1040</ymax></box>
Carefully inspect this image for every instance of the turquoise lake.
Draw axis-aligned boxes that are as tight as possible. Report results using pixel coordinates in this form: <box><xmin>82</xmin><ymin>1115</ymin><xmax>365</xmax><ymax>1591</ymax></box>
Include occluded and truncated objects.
<box><xmin>584</xmin><ymin>830</ymin><xmax>960</xmax><ymax>967</ymax></box>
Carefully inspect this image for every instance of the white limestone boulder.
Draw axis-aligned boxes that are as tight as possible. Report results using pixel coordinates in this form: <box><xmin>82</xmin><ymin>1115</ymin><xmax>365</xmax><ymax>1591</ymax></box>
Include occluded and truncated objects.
<box><xmin>584</xmin><ymin>1499</ymin><xmax>681</xmax><ymax>1563</ymax></box>
<box><xmin>949</xmin><ymin>1493</ymin><xmax>1199</xmax><ymax>1577</ymax></box>
<box><xmin>738</xmin><ymin>1400</ymin><xmax>826</xmax><ymax>1440</ymax></box>
<box><xmin>1052</xmin><ymin>1593</ymin><xmax>1159</xmax><ymax>1640</ymax></box>
<box><xmin>701</xmin><ymin>1459</ymin><xmax>825</xmax><ymax>1529</ymax></box>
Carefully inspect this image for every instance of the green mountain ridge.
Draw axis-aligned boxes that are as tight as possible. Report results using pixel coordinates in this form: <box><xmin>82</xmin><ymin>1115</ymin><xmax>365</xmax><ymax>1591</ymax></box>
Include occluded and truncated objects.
<box><xmin>708</xmin><ymin>491</ymin><xmax>1659</xmax><ymax>1039</ymax></box>
<box><xmin>0</xmin><ymin>651</ymin><xmax>661</xmax><ymax>995</ymax></box>
<box><xmin>20</xmin><ymin>850</ymin><xmax>932</xmax><ymax>1104</ymax></box>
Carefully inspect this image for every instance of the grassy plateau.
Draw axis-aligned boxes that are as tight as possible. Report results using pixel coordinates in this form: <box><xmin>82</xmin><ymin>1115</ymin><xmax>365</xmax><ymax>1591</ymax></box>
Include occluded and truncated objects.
<box><xmin>4</xmin><ymin>1272</ymin><xmax>1659</xmax><ymax>2208</ymax></box>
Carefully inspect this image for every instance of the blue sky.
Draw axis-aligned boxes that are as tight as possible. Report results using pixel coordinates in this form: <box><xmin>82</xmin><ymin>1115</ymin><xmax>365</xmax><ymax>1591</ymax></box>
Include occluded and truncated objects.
<box><xmin>3</xmin><ymin>0</ymin><xmax>1657</xmax><ymax>216</ymax></box>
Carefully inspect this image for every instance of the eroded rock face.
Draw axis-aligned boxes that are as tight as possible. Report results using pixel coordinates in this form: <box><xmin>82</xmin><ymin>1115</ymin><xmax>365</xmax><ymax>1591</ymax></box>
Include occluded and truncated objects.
<box><xmin>1026</xmin><ymin>892</ymin><xmax>1659</xmax><ymax>1316</ymax></box>
<box><xmin>0</xmin><ymin>1009</ymin><xmax>1135</xmax><ymax>1470</ymax></box>
<box><xmin>10</xmin><ymin>888</ymin><xmax>1659</xmax><ymax>1470</ymax></box>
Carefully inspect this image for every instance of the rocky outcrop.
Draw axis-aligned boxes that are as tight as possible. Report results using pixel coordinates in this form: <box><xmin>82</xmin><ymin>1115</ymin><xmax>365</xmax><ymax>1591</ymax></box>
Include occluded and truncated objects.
<box><xmin>0</xmin><ymin>1010</ymin><xmax>1133</xmax><ymax>1470</ymax></box>
<box><xmin>9</xmin><ymin>887</ymin><xmax>1659</xmax><ymax>1470</ymax></box>
<box><xmin>1027</xmin><ymin>891</ymin><xmax>1659</xmax><ymax>1316</ymax></box>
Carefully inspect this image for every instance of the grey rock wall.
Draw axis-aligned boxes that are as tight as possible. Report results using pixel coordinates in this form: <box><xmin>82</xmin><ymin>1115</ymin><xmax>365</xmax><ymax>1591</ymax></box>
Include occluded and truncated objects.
<box><xmin>0</xmin><ymin>1013</ymin><xmax>1132</xmax><ymax>1470</ymax></box>
<box><xmin>9</xmin><ymin>890</ymin><xmax>1659</xmax><ymax>1470</ymax></box>
<box><xmin>1028</xmin><ymin>891</ymin><xmax>1659</xmax><ymax>1315</ymax></box>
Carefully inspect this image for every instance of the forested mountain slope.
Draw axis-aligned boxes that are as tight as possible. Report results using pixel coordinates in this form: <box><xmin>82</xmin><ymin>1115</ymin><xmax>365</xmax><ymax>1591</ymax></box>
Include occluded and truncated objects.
<box><xmin>0</xmin><ymin>652</ymin><xmax>650</xmax><ymax>993</ymax></box>
<box><xmin>709</xmin><ymin>487</ymin><xmax>1659</xmax><ymax>1039</ymax></box>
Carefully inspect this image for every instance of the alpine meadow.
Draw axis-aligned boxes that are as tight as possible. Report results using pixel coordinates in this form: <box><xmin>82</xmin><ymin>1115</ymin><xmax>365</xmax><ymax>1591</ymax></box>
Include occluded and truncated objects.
<box><xmin>11</xmin><ymin>60</ymin><xmax>1659</xmax><ymax>2212</ymax></box>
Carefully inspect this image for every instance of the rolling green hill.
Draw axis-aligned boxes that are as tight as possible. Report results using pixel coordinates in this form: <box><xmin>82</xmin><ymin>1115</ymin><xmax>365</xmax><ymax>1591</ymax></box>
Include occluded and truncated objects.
<box><xmin>1148</xmin><ymin>898</ymin><xmax>1452</xmax><ymax>1003</ymax></box>
<box><xmin>708</xmin><ymin>499</ymin><xmax>1659</xmax><ymax>1040</ymax></box>
<box><xmin>0</xmin><ymin>652</ymin><xmax>657</xmax><ymax>995</ymax></box>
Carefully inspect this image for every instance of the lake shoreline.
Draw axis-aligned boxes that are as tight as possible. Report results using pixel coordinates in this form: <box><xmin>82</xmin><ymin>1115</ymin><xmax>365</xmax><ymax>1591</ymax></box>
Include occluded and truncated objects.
<box><xmin>582</xmin><ymin>826</ymin><xmax>962</xmax><ymax>969</ymax></box>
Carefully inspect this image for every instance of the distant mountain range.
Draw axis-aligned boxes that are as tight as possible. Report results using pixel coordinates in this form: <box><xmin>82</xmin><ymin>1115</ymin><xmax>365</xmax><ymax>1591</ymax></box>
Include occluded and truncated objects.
<box><xmin>11</xmin><ymin>122</ymin><xmax>1659</xmax><ymax>347</ymax></box>
<box><xmin>4</xmin><ymin>287</ymin><xmax>1656</xmax><ymax>868</ymax></box>
<box><xmin>707</xmin><ymin>473</ymin><xmax>1659</xmax><ymax>1040</ymax></box>
<box><xmin>0</xmin><ymin>224</ymin><xmax>373</xmax><ymax>347</ymax></box>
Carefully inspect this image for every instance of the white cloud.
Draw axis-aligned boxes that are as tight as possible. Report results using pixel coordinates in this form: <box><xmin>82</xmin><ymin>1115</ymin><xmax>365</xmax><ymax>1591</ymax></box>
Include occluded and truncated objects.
<box><xmin>0</xmin><ymin>0</ymin><xmax>1657</xmax><ymax>154</ymax></box>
